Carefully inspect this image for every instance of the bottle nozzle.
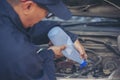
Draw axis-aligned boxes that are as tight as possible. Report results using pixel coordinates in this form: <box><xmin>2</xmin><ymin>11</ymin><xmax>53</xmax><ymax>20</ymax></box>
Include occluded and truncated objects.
<box><xmin>80</xmin><ymin>60</ymin><xmax>87</xmax><ymax>69</ymax></box>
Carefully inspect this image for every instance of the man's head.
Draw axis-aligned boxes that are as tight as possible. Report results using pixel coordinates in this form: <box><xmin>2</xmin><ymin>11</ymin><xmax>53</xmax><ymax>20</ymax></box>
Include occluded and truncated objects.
<box><xmin>7</xmin><ymin>0</ymin><xmax>72</xmax><ymax>28</ymax></box>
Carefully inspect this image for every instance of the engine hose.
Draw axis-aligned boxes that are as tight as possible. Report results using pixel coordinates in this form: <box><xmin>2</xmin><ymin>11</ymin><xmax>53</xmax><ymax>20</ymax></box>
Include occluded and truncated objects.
<box><xmin>85</xmin><ymin>49</ymin><xmax>102</xmax><ymax>66</ymax></box>
<box><xmin>82</xmin><ymin>38</ymin><xmax>120</xmax><ymax>57</ymax></box>
<box><xmin>104</xmin><ymin>43</ymin><xmax>120</xmax><ymax>57</ymax></box>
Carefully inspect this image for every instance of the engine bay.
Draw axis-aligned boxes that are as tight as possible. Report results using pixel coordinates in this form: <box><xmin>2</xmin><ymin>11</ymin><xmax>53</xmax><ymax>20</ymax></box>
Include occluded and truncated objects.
<box><xmin>43</xmin><ymin>1</ymin><xmax>120</xmax><ymax>77</ymax></box>
<box><xmin>55</xmin><ymin>36</ymin><xmax>120</xmax><ymax>79</ymax></box>
<box><xmin>50</xmin><ymin>16</ymin><xmax>120</xmax><ymax>79</ymax></box>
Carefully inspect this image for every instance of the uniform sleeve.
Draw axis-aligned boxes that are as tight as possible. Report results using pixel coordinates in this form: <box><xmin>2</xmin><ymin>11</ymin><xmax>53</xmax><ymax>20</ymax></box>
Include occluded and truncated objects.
<box><xmin>27</xmin><ymin>21</ymin><xmax>60</xmax><ymax>45</ymax></box>
<box><xmin>0</xmin><ymin>25</ymin><xmax>56</xmax><ymax>80</ymax></box>
<box><xmin>61</xmin><ymin>27</ymin><xmax>78</xmax><ymax>43</ymax></box>
<box><xmin>27</xmin><ymin>21</ymin><xmax>78</xmax><ymax>45</ymax></box>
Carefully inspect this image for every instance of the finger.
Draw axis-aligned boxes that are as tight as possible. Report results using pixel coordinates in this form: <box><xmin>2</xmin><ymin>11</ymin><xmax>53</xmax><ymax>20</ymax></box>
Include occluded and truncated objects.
<box><xmin>83</xmin><ymin>54</ymin><xmax>88</xmax><ymax>60</ymax></box>
<box><xmin>55</xmin><ymin>55</ymin><xmax>63</xmax><ymax>59</ymax></box>
<box><xmin>80</xmin><ymin>54</ymin><xmax>84</xmax><ymax>59</ymax></box>
<box><xmin>55</xmin><ymin>52</ymin><xmax>63</xmax><ymax>57</ymax></box>
<box><xmin>60</xmin><ymin>45</ymin><xmax>66</xmax><ymax>50</ymax></box>
<box><xmin>85</xmin><ymin>54</ymin><xmax>88</xmax><ymax>59</ymax></box>
<box><xmin>80</xmin><ymin>53</ymin><xmax>87</xmax><ymax>59</ymax></box>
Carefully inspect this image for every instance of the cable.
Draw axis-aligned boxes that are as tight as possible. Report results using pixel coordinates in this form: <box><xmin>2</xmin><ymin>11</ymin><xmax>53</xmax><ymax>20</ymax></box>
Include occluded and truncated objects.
<box><xmin>104</xmin><ymin>0</ymin><xmax>120</xmax><ymax>10</ymax></box>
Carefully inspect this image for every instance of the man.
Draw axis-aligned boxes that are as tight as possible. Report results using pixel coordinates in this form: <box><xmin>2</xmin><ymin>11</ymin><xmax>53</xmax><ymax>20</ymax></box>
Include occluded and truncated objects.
<box><xmin>0</xmin><ymin>0</ymin><xmax>87</xmax><ymax>80</ymax></box>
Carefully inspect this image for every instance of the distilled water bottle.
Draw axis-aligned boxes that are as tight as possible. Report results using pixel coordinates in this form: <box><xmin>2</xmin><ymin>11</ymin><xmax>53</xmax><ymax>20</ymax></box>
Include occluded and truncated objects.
<box><xmin>48</xmin><ymin>27</ymin><xmax>87</xmax><ymax>68</ymax></box>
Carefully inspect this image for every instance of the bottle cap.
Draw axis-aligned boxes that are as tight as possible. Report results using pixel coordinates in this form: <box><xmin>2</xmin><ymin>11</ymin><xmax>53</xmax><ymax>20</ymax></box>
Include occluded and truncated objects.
<box><xmin>80</xmin><ymin>60</ymin><xmax>87</xmax><ymax>69</ymax></box>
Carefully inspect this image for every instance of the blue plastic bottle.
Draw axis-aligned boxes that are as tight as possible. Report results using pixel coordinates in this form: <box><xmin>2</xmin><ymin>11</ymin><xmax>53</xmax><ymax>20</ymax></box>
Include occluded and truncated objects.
<box><xmin>48</xmin><ymin>27</ymin><xmax>87</xmax><ymax>68</ymax></box>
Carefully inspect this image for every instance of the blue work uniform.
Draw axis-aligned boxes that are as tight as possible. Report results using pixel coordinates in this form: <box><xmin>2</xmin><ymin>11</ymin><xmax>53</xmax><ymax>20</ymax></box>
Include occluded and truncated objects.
<box><xmin>0</xmin><ymin>0</ymin><xmax>78</xmax><ymax>80</ymax></box>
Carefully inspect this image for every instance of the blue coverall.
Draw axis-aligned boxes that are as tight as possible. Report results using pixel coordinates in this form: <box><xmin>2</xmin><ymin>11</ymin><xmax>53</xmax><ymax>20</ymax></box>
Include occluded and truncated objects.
<box><xmin>0</xmin><ymin>0</ymin><xmax>77</xmax><ymax>80</ymax></box>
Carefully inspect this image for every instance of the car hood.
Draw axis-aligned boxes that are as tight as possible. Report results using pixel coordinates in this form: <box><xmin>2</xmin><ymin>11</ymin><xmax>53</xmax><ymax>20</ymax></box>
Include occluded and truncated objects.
<box><xmin>63</xmin><ymin>0</ymin><xmax>120</xmax><ymax>18</ymax></box>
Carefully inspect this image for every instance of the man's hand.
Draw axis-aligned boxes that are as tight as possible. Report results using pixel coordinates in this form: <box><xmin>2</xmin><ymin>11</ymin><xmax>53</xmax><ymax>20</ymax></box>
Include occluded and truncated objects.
<box><xmin>48</xmin><ymin>45</ymin><xmax>66</xmax><ymax>58</ymax></box>
<box><xmin>74</xmin><ymin>39</ymin><xmax>88</xmax><ymax>60</ymax></box>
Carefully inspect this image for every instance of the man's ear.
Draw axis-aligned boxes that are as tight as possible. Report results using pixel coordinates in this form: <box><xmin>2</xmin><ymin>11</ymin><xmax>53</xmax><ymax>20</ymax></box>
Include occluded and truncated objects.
<box><xmin>21</xmin><ymin>1</ymin><xmax>35</xmax><ymax>15</ymax></box>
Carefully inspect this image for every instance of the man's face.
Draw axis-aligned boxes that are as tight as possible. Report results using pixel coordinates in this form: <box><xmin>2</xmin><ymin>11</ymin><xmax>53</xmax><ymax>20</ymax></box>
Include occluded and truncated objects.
<box><xmin>14</xmin><ymin>1</ymin><xmax>48</xmax><ymax>28</ymax></box>
<box><xmin>25</xmin><ymin>3</ymin><xmax>48</xmax><ymax>27</ymax></box>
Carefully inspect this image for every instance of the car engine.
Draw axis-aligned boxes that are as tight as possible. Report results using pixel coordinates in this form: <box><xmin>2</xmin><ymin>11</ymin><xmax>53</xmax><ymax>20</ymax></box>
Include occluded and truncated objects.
<box><xmin>48</xmin><ymin>16</ymin><xmax>120</xmax><ymax>79</ymax></box>
<box><xmin>55</xmin><ymin>34</ymin><xmax>120</xmax><ymax>79</ymax></box>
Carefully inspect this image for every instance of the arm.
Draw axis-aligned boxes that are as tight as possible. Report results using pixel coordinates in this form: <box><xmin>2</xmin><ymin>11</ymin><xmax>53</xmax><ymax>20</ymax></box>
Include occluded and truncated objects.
<box><xmin>27</xmin><ymin>21</ymin><xmax>78</xmax><ymax>45</ymax></box>
<box><xmin>61</xmin><ymin>27</ymin><xmax>87</xmax><ymax>59</ymax></box>
<box><xmin>0</xmin><ymin>24</ymin><xmax>58</xmax><ymax>80</ymax></box>
<box><xmin>27</xmin><ymin>21</ymin><xmax>60</xmax><ymax>45</ymax></box>
<box><xmin>48</xmin><ymin>26</ymin><xmax>87</xmax><ymax>59</ymax></box>
<box><xmin>27</xmin><ymin>21</ymin><xmax>86</xmax><ymax>59</ymax></box>
<box><xmin>74</xmin><ymin>39</ymin><xmax>87</xmax><ymax>59</ymax></box>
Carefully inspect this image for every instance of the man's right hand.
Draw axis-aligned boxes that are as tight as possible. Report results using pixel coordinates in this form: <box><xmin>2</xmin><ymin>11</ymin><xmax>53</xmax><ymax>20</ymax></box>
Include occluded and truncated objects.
<box><xmin>48</xmin><ymin>45</ymin><xmax>66</xmax><ymax>58</ymax></box>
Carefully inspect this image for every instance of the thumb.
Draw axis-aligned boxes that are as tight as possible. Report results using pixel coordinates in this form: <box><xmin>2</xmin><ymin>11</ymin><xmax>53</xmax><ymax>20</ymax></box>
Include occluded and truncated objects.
<box><xmin>60</xmin><ymin>45</ymin><xmax>66</xmax><ymax>50</ymax></box>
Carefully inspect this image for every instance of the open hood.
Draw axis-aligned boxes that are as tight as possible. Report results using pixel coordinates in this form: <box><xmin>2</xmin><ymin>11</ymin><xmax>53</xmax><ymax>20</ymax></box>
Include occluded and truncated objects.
<box><xmin>63</xmin><ymin>0</ymin><xmax>120</xmax><ymax>18</ymax></box>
